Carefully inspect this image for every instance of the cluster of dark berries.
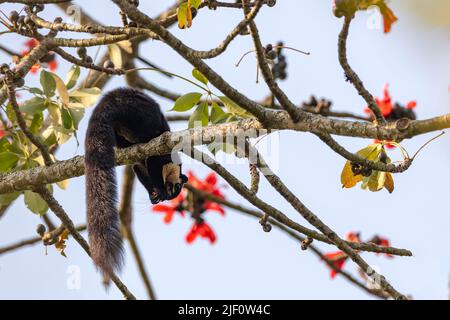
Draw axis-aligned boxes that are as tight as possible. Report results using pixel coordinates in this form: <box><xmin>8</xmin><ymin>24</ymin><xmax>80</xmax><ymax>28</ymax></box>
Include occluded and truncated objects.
<box><xmin>264</xmin><ymin>44</ymin><xmax>277</xmax><ymax>60</ymax></box>
<box><xmin>269</xmin><ymin>42</ymin><xmax>288</xmax><ymax>80</ymax></box>
<box><xmin>385</xmin><ymin>103</ymin><xmax>417</xmax><ymax>121</ymax></box>
<box><xmin>9</xmin><ymin>10</ymin><xmax>36</xmax><ymax>32</ymax></box>
<box><xmin>301</xmin><ymin>95</ymin><xmax>333</xmax><ymax>113</ymax></box>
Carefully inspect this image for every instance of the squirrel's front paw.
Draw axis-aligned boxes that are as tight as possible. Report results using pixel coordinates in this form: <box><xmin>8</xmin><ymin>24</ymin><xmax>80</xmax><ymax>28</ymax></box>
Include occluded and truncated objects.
<box><xmin>150</xmin><ymin>190</ymin><xmax>162</xmax><ymax>204</ymax></box>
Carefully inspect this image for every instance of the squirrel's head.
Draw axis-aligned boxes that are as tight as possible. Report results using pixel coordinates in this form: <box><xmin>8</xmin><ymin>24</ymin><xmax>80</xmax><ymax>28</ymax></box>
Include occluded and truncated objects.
<box><xmin>162</xmin><ymin>163</ymin><xmax>188</xmax><ymax>200</ymax></box>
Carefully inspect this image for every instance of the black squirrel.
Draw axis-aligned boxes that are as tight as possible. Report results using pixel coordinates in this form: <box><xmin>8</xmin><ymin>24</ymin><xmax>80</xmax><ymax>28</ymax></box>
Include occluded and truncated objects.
<box><xmin>85</xmin><ymin>88</ymin><xmax>187</xmax><ymax>276</ymax></box>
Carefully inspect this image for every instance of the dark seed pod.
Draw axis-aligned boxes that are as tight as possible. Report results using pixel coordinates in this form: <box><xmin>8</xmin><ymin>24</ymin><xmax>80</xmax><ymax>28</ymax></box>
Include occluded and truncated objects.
<box><xmin>9</xmin><ymin>10</ymin><xmax>19</xmax><ymax>23</ymax></box>
<box><xmin>262</xmin><ymin>223</ymin><xmax>272</xmax><ymax>233</ymax></box>
<box><xmin>24</xmin><ymin>16</ymin><xmax>34</xmax><ymax>27</ymax></box>
<box><xmin>84</xmin><ymin>56</ymin><xmax>93</xmax><ymax>64</ymax></box>
<box><xmin>265</xmin><ymin>44</ymin><xmax>273</xmax><ymax>52</ymax></box>
<box><xmin>128</xmin><ymin>21</ymin><xmax>137</xmax><ymax>28</ymax></box>
<box><xmin>54</xmin><ymin>16</ymin><xmax>63</xmax><ymax>23</ymax></box>
<box><xmin>103</xmin><ymin>60</ymin><xmax>115</xmax><ymax>69</ymax></box>
<box><xmin>34</xmin><ymin>4</ymin><xmax>45</xmax><ymax>13</ymax></box>
<box><xmin>15</xmin><ymin>77</ymin><xmax>25</xmax><ymax>87</ymax></box>
<box><xmin>350</xmin><ymin>162</ymin><xmax>363</xmax><ymax>175</ymax></box>
<box><xmin>361</xmin><ymin>167</ymin><xmax>373</xmax><ymax>177</ymax></box>
<box><xmin>267</xmin><ymin>0</ymin><xmax>277</xmax><ymax>7</ymax></box>
<box><xmin>36</xmin><ymin>224</ymin><xmax>46</xmax><ymax>237</ymax></box>
<box><xmin>17</xmin><ymin>15</ymin><xmax>25</xmax><ymax>25</ymax></box>
<box><xmin>0</xmin><ymin>63</ymin><xmax>9</xmax><ymax>74</ymax></box>
<box><xmin>40</xmin><ymin>53</ymin><xmax>55</xmax><ymax>63</ymax></box>
<box><xmin>77</xmin><ymin>47</ymin><xmax>87</xmax><ymax>58</ymax></box>
<box><xmin>265</xmin><ymin>50</ymin><xmax>277</xmax><ymax>60</ymax></box>
<box><xmin>379</xmin><ymin>151</ymin><xmax>388</xmax><ymax>164</ymax></box>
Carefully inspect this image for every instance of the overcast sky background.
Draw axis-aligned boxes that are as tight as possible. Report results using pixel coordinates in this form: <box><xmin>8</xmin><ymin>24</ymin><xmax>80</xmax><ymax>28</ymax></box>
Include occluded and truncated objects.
<box><xmin>0</xmin><ymin>1</ymin><xmax>449</xmax><ymax>300</ymax></box>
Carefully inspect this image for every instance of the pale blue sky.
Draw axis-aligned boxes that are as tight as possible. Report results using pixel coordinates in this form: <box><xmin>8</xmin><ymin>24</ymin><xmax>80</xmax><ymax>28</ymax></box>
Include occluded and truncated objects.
<box><xmin>0</xmin><ymin>1</ymin><xmax>449</xmax><ymax>299</ymax></box>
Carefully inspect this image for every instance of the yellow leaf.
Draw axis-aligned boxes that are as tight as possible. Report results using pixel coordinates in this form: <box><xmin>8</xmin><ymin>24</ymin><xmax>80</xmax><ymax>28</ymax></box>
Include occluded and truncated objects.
<box><xmin>51</xmin><ymin>73</ymin><xmax>70</xmax><ymax>106</ymax></box>
<box><xmin>368</xmin><ymin>171</ymin><xmax>386</xmax><ymax>192</ymax></box>
<box><xmin>108</xmin><ymin>44</ymin><xmax>123</xmax><ymax>69</ymax></box>
<box><xmin>55</xmin><ymin>229</ymin><xmax>69</xmax><ymax>257</ymax></box>
<box><xmin>57</xmin><ymin>179</ymin><xmax>70</xmax><ymax>190</ymax></box>
<box><xmin>177</xmin><ymin>2</ymin><xmax>193</xmax><ymax>29</ymax></box>
<box><xmin>384</xmin><ymin>172</ymin><xmax>394</xmax><ymax>193</ymax></box>
<box><xmin>341</xmin><ymin>160</ymin><xmax>363</xmax><ymax>189</ymax></box>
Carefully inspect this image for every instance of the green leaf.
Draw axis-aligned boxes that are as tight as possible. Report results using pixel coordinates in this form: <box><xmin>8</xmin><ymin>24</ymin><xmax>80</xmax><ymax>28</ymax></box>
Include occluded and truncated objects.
<box><xmin>0</xmin><ymin>192</ymin><xmax>20</xmax><ymax>206</ymax></box>
<box><xmin>28</xmin><ymin>87</ymin><xmax>44</xmax><ymax>95</ymax></box>
<box><xmin>29</xmin><ymin>112</ymin><xmax>44</xmax><ymax>134</ymax></box>
<box><xmin>188</xmin><ymin>101</ymin><xmax>209</xmax><ymax>128</ymax></box>
<box><xmin>191</xmin><ymin>0</ymin><xmax>202</xmax><ymax>9</ymax></box>
<box><xmin>24</xmin><ymin>190</ymin><xmax>48</xmax><ymax>215</ymax></box>
<box><xmin>20</xmin><ymin>97</ymin><xmax>46</xmax><ymax>115</ymax></box>
<box><xmin>61</xmin><ymin>107</ymin><xmax>73</xmax><ymax>130</ymax></box>
<box><xmin>192</xmin><ymin>69</ymin><xmax>208</xmax><ymax>85</ymax></box>
<box><xmin>218</xmin><ymin>96</ymin><xmax>253</xmax><ymax>118</ymax></box>
<box><xmin>171</xmin><ymin>92</ymin><xmax>202</xmax><ymax>112</ymax></box>
<box><xmin>0</xmin><ymin>137</ymin><xmax>10</xmax><ymax>153</ymax></box>
<box><xmin>0</xmin><ymin>152</ymin><xmax>19</xmax><ymax>172</ymax></box>
<box><xmin>69</xmin><ymin>107</ymin><xmax>85</xmax><ymax>130</ymax></box>
<box><xmin>40</xmin><ymin>70</ymin><xmax>56</xmax><ymax>97</ymax></box>
<box><xmin>69</xmin><ymin>87</ymin><xmax>101</xmax><ymax>107</ymax></box>
<box><xmin>65</xmin><ymin>65</ymin><xmax>80</xmax><ymax>90</ymax></box>
<box><xmin>210</xmin><ymin>101</ymin><xmax>228</xmax><ymax>124</ymax></box>
<box><xmin>47</xmin><ymin>101</ymin><xmax>61</xmax><ymax>126</ymax></box>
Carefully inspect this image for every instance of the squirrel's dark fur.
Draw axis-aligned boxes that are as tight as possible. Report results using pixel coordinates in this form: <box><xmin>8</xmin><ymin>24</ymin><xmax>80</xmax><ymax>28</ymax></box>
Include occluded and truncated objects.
<box><xmin>85</xmin><ymin>88</ymin><xmax>187</xmax><ymax>276</ymax></box>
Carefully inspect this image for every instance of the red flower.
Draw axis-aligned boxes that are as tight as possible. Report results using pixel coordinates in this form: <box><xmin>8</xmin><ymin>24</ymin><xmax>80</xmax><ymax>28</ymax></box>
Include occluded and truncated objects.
<box><xmin>187</xmin><ymin>171</ymin><xmax>225</xmax><ymax>215</ymax></box>
<box><xmin>323</xmin><ymin>232</ymin><xmax>360</xmax><ymax>279</ymax></box>
<box><xmin>366</xmin><ymin>84</ymin><xmax>418</xmax><ymax>148</ymax></box>
<box><xmin>152</xmin><ymin>192</ymin><xmax>185</xmax><ymax>224</ymax></box>
<box><xmin>188</xmin><ymin>171</ymin><xmax>224</xmax><ymax>198</ymax></box>
<box><xmin>186</xmin><ymin>222</ymin><xmax>216</xmax><ymax>244</ymax></box>
<box><xmin>21</xmin><ymin>39</ymin><xmax>57</xmax><ymax>74</ymax></box>
<box><xmin>323</xmin><ymin>251</ymin><xmax>349</xmax><ymax>279</ymax></box>
<box><xmin>0</xmin><ymin>127</ymin><xmax>4</xmax><ymax>138</ymax></box>
<box><xmin>365</xmin><ymin>83</ymin><xmax>392</xmax><ymax>117</ymax></box>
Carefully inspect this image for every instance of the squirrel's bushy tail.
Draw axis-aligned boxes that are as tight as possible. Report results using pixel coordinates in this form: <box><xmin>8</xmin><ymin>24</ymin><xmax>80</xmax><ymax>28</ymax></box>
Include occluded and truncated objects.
<box><xmin>85</xmin><ymin>114</ymin><xmax>123</xmax><ymax>277</ymax></box>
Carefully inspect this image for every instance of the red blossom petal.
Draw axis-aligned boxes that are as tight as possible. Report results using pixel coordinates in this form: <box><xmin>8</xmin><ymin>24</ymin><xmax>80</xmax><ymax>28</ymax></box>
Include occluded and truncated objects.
<box><xmin>323</xmin><ymin>251</ymin><xmax>348</xmax><ymax>279</ymax></box>
<box><xmin>163</xmin><ymin>212</ymin><xmax>175</xmax><ymax>224</ymax></box>
<box><xmin>25</xmin><ymin>38</ymin><xmax>39</xmax><ymax>49</ymax></box>
<box><xmin>379</xmin><ymin>3</ymin><xmax>398</xmax><ymax>34</ymax></box>
<box><xmin>345</xmin><ymin>232</ymin><xmax>361</xmax><ymax>243</ymax></box>
<box><xmin>152</xmin><ymin>204</ymin><xmax>175</xmax><ymax>213</ymax></box>
<box><xmin>406</xmin><ymin>101</ymin><xmax>417</xmax><ymax>109</ymax></box>
<box><xmin>204</xmin><ymin>172</ymin><xmax>218</xmax><ymax>186</ymax></box>
<box><xmin>48</xmin><ymin>59</ymin><xmax>58</xmax><ymax>71</ymax></box>
<box><xmin>30</xmin><ymin>64</ymin><xmax>40</xmax><ymax>74</ymax></box>
<box><xmin>185</xmin><ymin>222</ymin><xmax>216</xmax><ymax>244</ymax></box>
<box><xmin>0</xmin><ymin>129</ymin><xmax>4</xmax><ymax>138</ymax></box>
<box><xmin>204</xmin><ymin>201</ymin><xmax>225</xmax><ymax>216</ymax></box>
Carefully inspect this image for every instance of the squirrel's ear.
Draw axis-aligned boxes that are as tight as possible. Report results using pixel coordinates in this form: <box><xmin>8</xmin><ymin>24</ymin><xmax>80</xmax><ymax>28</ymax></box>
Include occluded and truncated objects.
<box><xmin>181</xmin><ymin>174</ymin><xmax>188</xmax><ymax>183</ymax></box>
